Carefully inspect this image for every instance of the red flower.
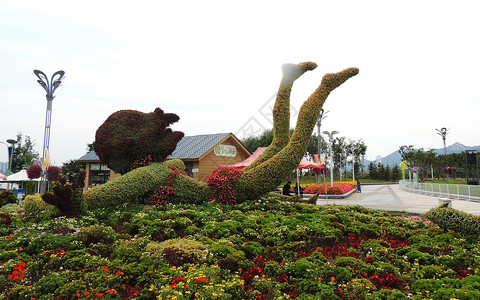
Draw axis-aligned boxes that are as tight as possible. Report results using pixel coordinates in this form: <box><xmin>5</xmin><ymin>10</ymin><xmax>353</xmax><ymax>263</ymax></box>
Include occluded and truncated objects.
<box><xmin>26</xmin><ymin>164</ymin><xmax>42</xmax><ymax>179</ymax></box>
<box><xmin>194</xmin><ymin>277</ymin><xmax>209</xmax><ymax>283</ymax></box>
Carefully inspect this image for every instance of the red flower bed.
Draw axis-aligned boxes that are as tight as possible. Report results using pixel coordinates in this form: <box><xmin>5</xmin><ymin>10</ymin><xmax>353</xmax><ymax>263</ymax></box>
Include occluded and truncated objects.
<box><xmin>304</xmin><ymin>183</ymin><xmax>354</xmax><ymax>195</ymax></box>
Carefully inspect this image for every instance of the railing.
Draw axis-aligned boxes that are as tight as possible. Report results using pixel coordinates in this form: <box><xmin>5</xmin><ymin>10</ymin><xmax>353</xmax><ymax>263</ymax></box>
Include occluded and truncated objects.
<box><xmin>399</xmin><ymin>180</ymin><xmax>480</xmax><ymax>202</ymax></box>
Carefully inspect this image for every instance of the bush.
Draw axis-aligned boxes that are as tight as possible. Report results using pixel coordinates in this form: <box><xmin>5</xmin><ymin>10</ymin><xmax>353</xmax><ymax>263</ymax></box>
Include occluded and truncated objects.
<box><xmin>425</xmin><ymin>206</ymin><xmax>480</xmax><ymax>235</ymax></box>
<box><xmin>23</xmin><ymin>194</ymin><xmax>59</xmax><ymax>219</ymax></box>
<box><xmin>42</xmin><ymin>171</ymin><xmax>86</xmax><ymax>217</ymax></box>
<box><xmin>0</xmin><ymin>190</ymin><xmax>16</xmax><ymax>207</ymax></box>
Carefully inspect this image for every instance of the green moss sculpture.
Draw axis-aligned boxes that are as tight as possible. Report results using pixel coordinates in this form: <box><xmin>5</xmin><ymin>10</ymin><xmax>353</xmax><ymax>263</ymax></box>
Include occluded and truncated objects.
<box><xmin>84</xmin><ymin>62</ymin><xmax>358</xmax><ymax>207</ymax></box>
<box><xmin>94</xmin><ymin>108</ymin><xmax>184</xmax><ymax>174</ymax></box>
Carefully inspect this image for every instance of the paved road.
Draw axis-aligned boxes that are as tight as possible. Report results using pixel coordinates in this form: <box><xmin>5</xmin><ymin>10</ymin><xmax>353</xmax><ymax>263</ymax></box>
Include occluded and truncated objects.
<box><xmin>315</xmin><ymin>184</ymin><xmax>480</xmax><ymax>216</ymax></box>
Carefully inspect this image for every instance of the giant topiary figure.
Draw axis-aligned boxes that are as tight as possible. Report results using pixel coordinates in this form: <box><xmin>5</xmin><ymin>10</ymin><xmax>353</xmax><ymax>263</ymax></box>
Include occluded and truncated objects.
<box><xmin>94</xmin><ymin>108</ymin><xmax>184</xmax><ymax>174</ymax></box>
<box><xmin>84</xmin><ymin>62</ymin><xmax>358</xmax><ymax>208</ymax></box>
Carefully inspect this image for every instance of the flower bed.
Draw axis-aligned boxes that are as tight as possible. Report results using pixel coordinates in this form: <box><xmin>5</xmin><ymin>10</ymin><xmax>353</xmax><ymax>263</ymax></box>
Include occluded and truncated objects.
<box><xmin>1</xmin><ymin>198</ymin><xmax>480</xmax><ymax>299</ymax></box>
<box><xmin>304</xmin><ymin>183</ymin><xmax>355</xmax><ymax>195</ymax></box>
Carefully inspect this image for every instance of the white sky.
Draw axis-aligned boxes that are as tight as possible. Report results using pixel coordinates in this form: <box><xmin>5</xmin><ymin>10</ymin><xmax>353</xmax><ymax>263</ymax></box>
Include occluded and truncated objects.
<box><xmin>1</xmin><ymin>1</ymin><xmax>479</xmax><ymax>166</ymax></box>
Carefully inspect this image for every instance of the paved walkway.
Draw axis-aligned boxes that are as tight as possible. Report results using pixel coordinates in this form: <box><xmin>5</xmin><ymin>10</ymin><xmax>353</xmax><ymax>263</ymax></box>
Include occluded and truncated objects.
<box><xmin>315</xmin><ymin>184</ymin><xmax>480</xmax><ymax>216</ymax></box>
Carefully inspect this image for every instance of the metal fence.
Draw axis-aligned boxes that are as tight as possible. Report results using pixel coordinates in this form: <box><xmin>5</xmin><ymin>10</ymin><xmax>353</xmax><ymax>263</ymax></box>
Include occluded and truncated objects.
<box><xmin>399</xmin><ymin>180</ymin><xmax>480</xmax><ymax>202</ymax></box>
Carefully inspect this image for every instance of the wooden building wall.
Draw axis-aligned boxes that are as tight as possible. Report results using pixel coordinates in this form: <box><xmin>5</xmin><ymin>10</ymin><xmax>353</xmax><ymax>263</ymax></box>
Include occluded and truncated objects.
<box><xmin>196</xmin><ymin>135</ymin><xmax>250</xmax><ymax>181</ymax></box>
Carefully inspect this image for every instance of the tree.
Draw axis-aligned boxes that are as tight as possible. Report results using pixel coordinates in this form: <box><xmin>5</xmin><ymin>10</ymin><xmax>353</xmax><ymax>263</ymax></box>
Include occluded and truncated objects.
<box><xmin>241</xmin><ymin>129</ymin><xmax>274</xmax><ymax>153</ymax></box>
<box><xmin>368</xmin><ymin>162</ymin><xmax>378</xmax><ymax>180</ymax></box>
<box><xmin>11</xmin><ymin>133</ymin><xmax>39</xmax><ymax>173</ymax></box>
<box><xmin>84</xmin><ymin>62</ymin><xmax>359</xmax><ymax>208</ymax></box>
<box><xmin>94</xmin><ymin>108</ymin><xmax>184</xmax><ymax>174</ymax></box>
<box><xmin>61</xmin><ymin>159</ymin><xmax>86</xmax><ymax>174</ymax></box>
<box><xmin>391</xmin><ymin>164</ymin><xmax>401</xmax><ymax>181</ymax></box>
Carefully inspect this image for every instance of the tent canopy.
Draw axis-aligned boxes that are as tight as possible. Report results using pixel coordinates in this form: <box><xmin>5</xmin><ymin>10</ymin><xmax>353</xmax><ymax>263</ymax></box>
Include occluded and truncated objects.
<box><xmin>228</xmin><ymin>147</ymin><xmax>325</xmax><ymax>170</ymax></box>
<box><xmin>6</xmin><ymin>169</ymin><xmax>41</xmax><ymax>182</ymax></box>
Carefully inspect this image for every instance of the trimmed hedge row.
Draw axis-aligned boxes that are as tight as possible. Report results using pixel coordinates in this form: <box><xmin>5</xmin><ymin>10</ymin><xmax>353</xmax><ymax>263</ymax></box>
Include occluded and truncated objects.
<box><xmin>425</xmin><ymin>206</ymin><xmax>480</xmax><ymax>235</ymax></box>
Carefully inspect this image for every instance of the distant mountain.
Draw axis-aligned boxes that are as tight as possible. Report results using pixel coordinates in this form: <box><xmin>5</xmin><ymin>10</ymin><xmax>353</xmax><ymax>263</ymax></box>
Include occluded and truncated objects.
<box><xmin>379</xmin><ymin>142</ymin><xmax>480</xmax><ymax>167</ymax></box>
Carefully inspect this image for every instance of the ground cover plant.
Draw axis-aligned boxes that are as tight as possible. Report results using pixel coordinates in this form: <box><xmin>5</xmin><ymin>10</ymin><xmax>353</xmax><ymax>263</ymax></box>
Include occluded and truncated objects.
<box><xmin>2</xmin><ymin>197</ymin><xmax>480</xmax><ymax>299</ymax></box>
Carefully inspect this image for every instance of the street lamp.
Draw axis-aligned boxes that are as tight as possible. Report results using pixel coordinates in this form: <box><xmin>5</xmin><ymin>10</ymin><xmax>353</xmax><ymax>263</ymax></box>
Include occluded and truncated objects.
<box><xmin>322</xmin><ymin>130</ymin><xmax>339</xmax><ymax>187</ymax></box>
<box><xmin>435</xmin><ymin>127</ymin><xmax>450</xmax><ymax>155</ymax></box>
<box><xmin>34</xmin><ymin>69</ymin><xmax>65</xmax><ymax>192</ymax></box>
<box><xmin>316</xmin><ymin>109</ymin><xmax>328</xmax><ymax>160</ymax></box>
<box><xmin>6</xmin><ymin>139</ymin><xmax>17</xmax><ymax>172</ymax></box>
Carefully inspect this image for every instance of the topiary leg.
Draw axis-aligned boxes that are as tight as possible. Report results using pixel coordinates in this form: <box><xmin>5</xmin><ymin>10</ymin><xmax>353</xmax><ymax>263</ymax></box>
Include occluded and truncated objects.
<box><xmin>237</xmin><ymin>67</ymin><xmax>359</xmax><ymax>201</ymax></box>
<box><xmin>245</xmin><ymin>62</ymin><xmax>317</xmax><ymax>171</ymax></box>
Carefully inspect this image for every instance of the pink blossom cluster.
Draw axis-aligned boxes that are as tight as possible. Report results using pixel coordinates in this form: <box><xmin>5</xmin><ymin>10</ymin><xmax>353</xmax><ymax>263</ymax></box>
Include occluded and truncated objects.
<box><xmin>207</xmin><ymin>166</ymin><xmax>244</xmax><ymax>204</ymax></box>
<box><xmin>304</xmin><ymin>183</ymin><xmax>354</xmax><ymax>195</ymax></box>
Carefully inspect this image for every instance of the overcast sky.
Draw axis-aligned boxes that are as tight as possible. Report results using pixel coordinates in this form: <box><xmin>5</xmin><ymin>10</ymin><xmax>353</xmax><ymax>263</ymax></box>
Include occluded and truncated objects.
<box><xmin>1</xmin><ymin>1</ymin><xmax>479</xmax><ymax>167</ymax></box>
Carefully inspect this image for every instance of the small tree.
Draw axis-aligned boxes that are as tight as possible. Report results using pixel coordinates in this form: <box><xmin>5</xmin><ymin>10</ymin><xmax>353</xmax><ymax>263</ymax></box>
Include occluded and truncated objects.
<box><xmin>61</xmin><ymin>159</ymin><xmax>86</xmax><ymax>174</ymax></box>
<box><xmin>11</xmin><ymin>133</ymin><xmax>39</xmax><ymax>173</ymax></box>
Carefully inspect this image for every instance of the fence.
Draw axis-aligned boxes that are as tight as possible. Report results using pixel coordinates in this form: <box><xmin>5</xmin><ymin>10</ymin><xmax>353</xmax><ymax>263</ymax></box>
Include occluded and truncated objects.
<box><xmin>399</xmin><ymin>180</ymin><xmax>480</xmax><ymax>202</ymax></box>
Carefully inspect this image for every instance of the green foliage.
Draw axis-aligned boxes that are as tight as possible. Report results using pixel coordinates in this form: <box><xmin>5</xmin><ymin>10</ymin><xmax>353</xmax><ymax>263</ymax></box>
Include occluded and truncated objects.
<box><xmin>42</xmin><ymin>171</ymin><xmax>86</xmax><ymax>217</ymax></box>
<box><xmin>23</xmin><ymin>194</ymin><xmax>59</xmax><ymax>220</ymax></box>
<box><xmin>84</xmin><ymin>160</ymin><xmax>209</xmax><ymax>209</ymax></box>
<box><xmin>76</xmin><ymin>224</ymin><xmax>118</xmax><ymax>246</ymax></box>
<box><xmin>0</xmin><ymin>190</ymin><xmax>17</xmax><ymax>207</ymax></box>
<box><xmin>425</xmin><ymin>206</ymin><xmax>480</xmax><ymax>235</ymax></box>
<box><xmin>94</xmin><ymin>108</ymin><xmax>184</xmax><ymax>174</ymax></box>
<box><xmin>146</xmin><ymin>238</ymin><xmax>208</xmax><ymax>260</ymax></box>
<box><xmin>61</xmin><ymin>159</ymin><xmax>86</xmax><ymax>174</ymax></box>
<box><xmin>10</xmin><ymin>133</ymin><xmax>39</xmax><ymax>173</ymax></box>
<box><xmin>1</xmin><ymin>199</ymin><xmax>480</xmax><ymax>299</ymax></box>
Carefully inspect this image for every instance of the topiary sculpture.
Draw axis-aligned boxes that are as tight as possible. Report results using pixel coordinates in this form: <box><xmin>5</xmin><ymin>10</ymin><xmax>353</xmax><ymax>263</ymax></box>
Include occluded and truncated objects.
<box><xmin>94</xmin><ymin>108</ymin><xmax>184</xmax><ymax>174</ymax></box>
<box><xmin>84</xmin><ymin>62</ymin><xmax>358</xmax><ymax>208</ymax></box>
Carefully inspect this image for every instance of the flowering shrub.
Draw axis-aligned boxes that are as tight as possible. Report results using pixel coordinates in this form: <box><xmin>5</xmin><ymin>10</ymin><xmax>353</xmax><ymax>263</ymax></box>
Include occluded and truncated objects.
<box><xmin>4</xmin><ymin>197</ymin><xmax>480</xmax><ymax>299</ymax></box>
<box><xmin>26</xmin><ymin>164</ymin><xmax>42</xmax><ymax>179</ymax></box>
<box><xmin>131</xmin><ymin>154</ymin><xmax>152</xmax><ymax>171</ymax></box>
<box><xmin>145</xmin><ymin>186</ymin><xmax>174</xmax><ymax>207</ymax></box>
<box><xmin>304</xmin><ymin>183</ymin><xmax>354</xmax><ymax>195</ymax></box>
<box><xmin>207</xmin><ymin>166</ymin><xmax>244</xmax><ymax>204</ymax></box>
<box><xmin>46</xmin><ymin>166</ymin><xmax>62</xmax><ymax>182</ymax></box>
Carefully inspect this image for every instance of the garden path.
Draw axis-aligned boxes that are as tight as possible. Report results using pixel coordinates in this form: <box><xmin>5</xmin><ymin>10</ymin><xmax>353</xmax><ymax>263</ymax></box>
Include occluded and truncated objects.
<box><xmin>316</xmin><ymin>184</ymin><xmax>480</xmax><ymax>216</ymax></box>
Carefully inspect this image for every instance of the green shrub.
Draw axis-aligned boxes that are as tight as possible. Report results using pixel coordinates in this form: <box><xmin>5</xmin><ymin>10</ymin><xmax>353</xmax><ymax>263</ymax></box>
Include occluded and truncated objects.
<box><xmin>425</xmin><ymin>206</ymin><xmax>480</xmax><ymax>235</ymax></box>
<box><xmin>146</xmin><ymin>238</ymin><xmax>208</xmax><ymax>261</ymax></box>
<box><xmin>0</xmin><ymin>190</ymin><xmax>16</xmax><ymax>206</ymax></box>
<box><xmin>23</xmin><ymin>194</ymin><xmax>59</xmax><ymax>220</ymax></box>
<box><xmin>76</xmin><ymin>225</ymin><xmax>118</xmax><ymax>246</ymax></box>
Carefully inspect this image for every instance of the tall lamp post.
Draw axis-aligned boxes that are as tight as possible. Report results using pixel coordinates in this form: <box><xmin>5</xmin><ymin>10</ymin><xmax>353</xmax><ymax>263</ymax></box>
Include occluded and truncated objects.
<box><xmin>435</xmin><ymin>127</ymin><xmax>450</xmax><ymax>155</ymax></box>
<box><xmin>6</xmin><ymin>139</ymin><xmax>17</xmax><ymax>172</ymax></box>
<box><xmin>316</xmin><ymin>110</ymin><xmax>328</xmax><ymax>183</ymax></box>
<box><xmin>34</xmin><ymin>69</ymin><xmax>65</xmax><ymax>193</ymax></box>
<box><xmin>323</xmin><ymin>130</ymin><xmax>339</xmax><ymax>187</ymax></box>
<box><xmin>316</xmin><ymin>110</ymin><xmax>329</xmax><ymax>159</ymax></box>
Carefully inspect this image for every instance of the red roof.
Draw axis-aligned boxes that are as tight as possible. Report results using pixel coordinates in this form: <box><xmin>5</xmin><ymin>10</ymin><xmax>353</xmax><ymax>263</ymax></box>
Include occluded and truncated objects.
<box><xmin>228</xmin><ymin>147</ymin><xmax>325</xmax><ymax>169</ymax></box>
